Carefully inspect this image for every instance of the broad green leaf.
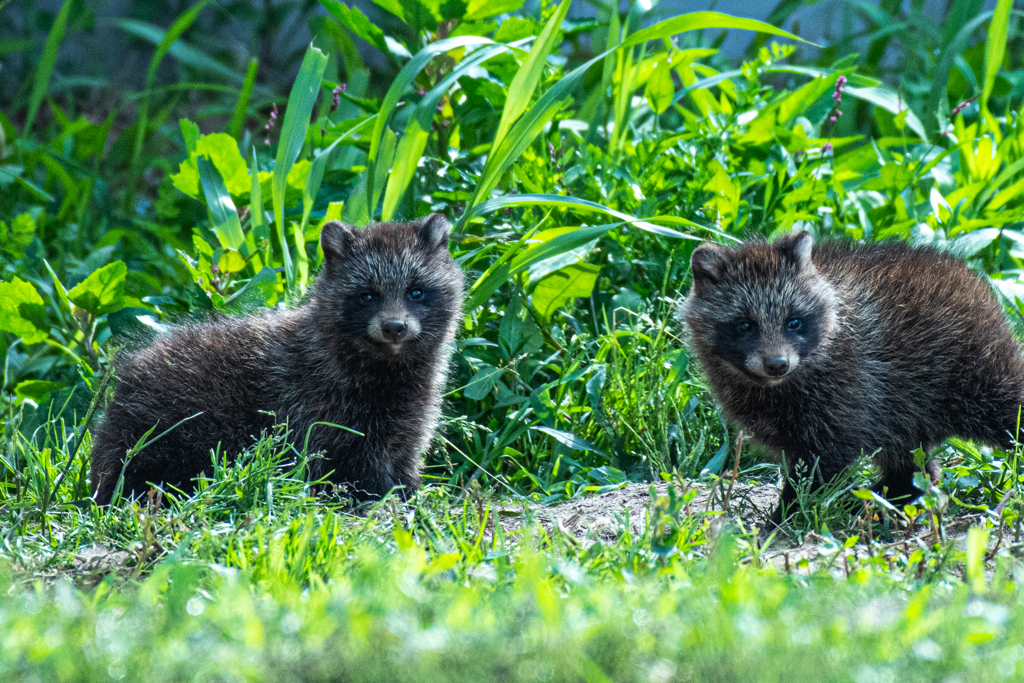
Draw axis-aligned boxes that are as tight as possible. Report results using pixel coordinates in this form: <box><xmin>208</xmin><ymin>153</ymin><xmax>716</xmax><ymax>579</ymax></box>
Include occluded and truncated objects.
<box><xmin>372</xmin><ymin>0</ymin><xmax>441</xmax><ymax>32</ymax></box>
<box><xmin>319</xmin><ymin>1</ymin><xmax>389</xmax><ymax>52</ymax></box>
<box><xmin>0</xmin><ymin>278</ymin><xmax>47</xmax><ymax>344</ymax></box>
<box><xmin>197</xmin><ymin>156</ymin><xmax>246</xmax><ymax>251</ymax></box>
<box><xmin>531</xmin><ymin>262</ymin><xmax>600</xmax><ymax>323</ymax></box>
<box><xmin>645</xmin><ymin>61</ymin><xmax>675</xmax><ymax>114</ymax></box>
<box><xmin>171</xmin><ymin>133</ymin><xmax>250</xmax><ymax>198</ymax></box>
<box><xmin>67</xmin><ymin>261</ymin><xmax>127</xmax><ymax>316</ymax></box>
<box><xmin>844</xmin><ymin>86</ymin><xmax>926</xmax><ymax>141</ymax></box>
<box><xmin>217</xmin><ymin>249</ymin><xmax>246</xmax><ymax>274</ymax></box>
<box><xmin>0</xmin><ymin>212</ymin><xmax>36</xmax><ymax>258</ymax></box>
<box><xmin>24</xmin><ymin>0</ymin><xmax>73</xmax><ymax>134</ymax></box>
<box><xmin>225</xmin><ymin>267</ymin><xmax>279</xmax><ymax>310</ymax></box>
<box><xmin>510</xmin><ymin>224</ymin><xmax>616</xmax><ymax>275</ymax></box>
<box><xmin>274</xmin><ymin>43</ymin><xmax>329</xmax><ymax>292</ymax></box>
<box><xmin>464</xmin><ymin>365</ymin><xmax>505</xmax><ymax>400</ymax></box>
<box><xmin>14</xmin><ymin>379</ymin><xmax>62</xmax><ymax>404</ymax></box>
<box><xmin>464</xmin><ymin>0</ymin><xmax>524</xmax><ymax>20</ymax></box>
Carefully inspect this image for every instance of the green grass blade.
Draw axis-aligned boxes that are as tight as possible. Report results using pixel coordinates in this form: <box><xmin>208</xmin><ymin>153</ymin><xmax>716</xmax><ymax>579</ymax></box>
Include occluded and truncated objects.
<box><xmin>982</xmin><ymin>0</ymin><xmax>1013</xmax><ymax>119</ymax></box>
<box><xmin>273</xmin><ymin>43</ymin><xmax>329</xmax><ymax>292</ymax></box>
<box><xmin>197</xmin><ymin>156</ymin><xmax>246</xmax><ymax>251</ymax></box>
<box><xmin>381</xmin><ymin>43</ymin><xmax>512</xmax><ymax>221</ymax></box>
<box><xmin>490</xmin><ymin>0</ymin><xmax>570</xmax><ymax>154</ymax></box>
<box><xmin>228</xmin><ymin>58</ymin><xmax>259</xmax><ymax>139</ymax></box>
<box><xmin>301</xmin><ymin>116</ymin><xmax>374</xmax><ymax>245</ymax></box>
<box><xmin>24</xmin><ymin>0</ymin><xmax>74</xmax><ymax>135</ymax></box>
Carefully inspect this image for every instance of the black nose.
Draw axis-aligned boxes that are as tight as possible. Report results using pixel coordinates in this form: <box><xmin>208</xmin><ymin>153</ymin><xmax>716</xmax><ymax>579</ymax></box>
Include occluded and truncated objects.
<box><xmin>381</xmin><ymin>320</ymin><xmax>408</xmax><ymax>342</ymax></box>
<box><xmin>763</xmin><ymin>357</ymin><xmax>790</xmax><ymax>377</ymax></box>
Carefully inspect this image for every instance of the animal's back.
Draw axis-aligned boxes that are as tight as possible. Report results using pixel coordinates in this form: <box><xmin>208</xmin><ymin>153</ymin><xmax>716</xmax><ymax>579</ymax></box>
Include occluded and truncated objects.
<box><xmin>91</xmin><ymin>313</ymin><xmax>284</xmax><ymax>501</ymax></box>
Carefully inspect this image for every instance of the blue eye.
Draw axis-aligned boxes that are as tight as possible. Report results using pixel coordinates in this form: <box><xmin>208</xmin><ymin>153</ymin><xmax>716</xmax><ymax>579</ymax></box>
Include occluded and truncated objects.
<box><xmin>408</xmin><ymin>288</ymin><xmax>424</xmax><ymax>301</ymax></box>
<box><xmin>786</xmin><ymin>317</ymin><xmax>802</xmax><ymax>331</ymax></box>
<box><xmin>361</xmin><ymin>292</ymin><xmax>374</xmax><ymax>302</ymax></box>
<box><xmin>736</xmin><ymin>321</ymin><xmax>753</xmax><ymax>334</ymax></box>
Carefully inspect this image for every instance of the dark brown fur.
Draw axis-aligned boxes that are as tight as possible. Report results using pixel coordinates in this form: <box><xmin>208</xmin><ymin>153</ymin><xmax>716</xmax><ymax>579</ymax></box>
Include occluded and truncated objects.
<box><xmin>681</xmin><ymin>231</ymin><xmax>1024</xmax><ymax>521</ymax></box>
<box><xmin>90</xmin><ymin>215</ymin><xmax>464</xmax><ymax>504</ymax></box>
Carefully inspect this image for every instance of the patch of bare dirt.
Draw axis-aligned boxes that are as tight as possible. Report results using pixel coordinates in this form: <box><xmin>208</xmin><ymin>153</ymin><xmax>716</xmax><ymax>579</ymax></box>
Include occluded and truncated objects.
<box><xmin>495</xmin><ymin>479</ymin><xmax>1021</xmax><ymax>574</ymax></box>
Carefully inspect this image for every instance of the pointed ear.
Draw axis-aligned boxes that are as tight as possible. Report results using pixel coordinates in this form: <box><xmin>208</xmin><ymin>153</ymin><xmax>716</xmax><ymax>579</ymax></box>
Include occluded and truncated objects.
<box><xmin>320</xmin><ymin>221</ymin><xmax>358</xmax><ymax>264</ymax></box>
<box><xmin>777</xmin><ymin>231</ymin><xmax>815</xmax><ymax>273</ymax></box>
<box><xmin>415</xmin><ymin>213</ymin><xmax>451</xmax><ymax>251</ymax></box>
<box><xmin>690</xmin><ymin>243</ymin><xmax>729</xmax><ymax>287</ymax></box>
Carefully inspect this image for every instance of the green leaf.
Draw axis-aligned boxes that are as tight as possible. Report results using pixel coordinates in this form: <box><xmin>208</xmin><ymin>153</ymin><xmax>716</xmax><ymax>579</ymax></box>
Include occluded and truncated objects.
<box><xmin>217</xmin><ymin>249</ymin><xmax>247</xmax><ymax>274</ymax></box>
<box><xmin>982</xmin><ymin>0</ymin><xmax>1013</xmax><ymax>115</ymax></box>
<box><xmin>67</xmin><ymin>261</ymin><xmax>127</xmax><ymax>317</ymax></box>
<box><xmin>249</xmin><ymin>146</ymin><xmax>270</xmax><ymax>265</ymax></box>
<box><xmin>318</xmin><ymin>1</ymin><xmax>389</xmax><ymax>53</ymax></box>
<box><xmin>114</xmin><ymin>16</ymin><xmax>241</xmax><ymax>84</ymax></box>
<box><xmin>0</xmin><ymin>212</ymin><xmax>37</xmax><ymax>259</ymax></box>
<box><xmin>24</xmin><ymin>0</ymin><xmax>73</xmax><ymax>134</ymax></box>
<box><xmin>490</xmin><ymin>0</ymin><xmax>570</xmax><ymax>159</ymax></box>
<box><xmin>464</xmin><ymin>365</ymin><xmax>505</xmax><ymax>400</ymax></box>
<box><xmin>14</xmin><ymin>380</ymin><xmax>62</xmax><ymax>404</ymax></box>
<box><xmin>533</xmin><ymin>426</ymin><xmax>605</xmax><ymax>456</ymax></box>
<box><xmin>464</xmin><ymin>0</ymin><xmax>523</xmax><ymax>20</ymax></box>
<box><xmin>172</xmin><ymin>133</ymin><xmax>252</xmax><ymax>199</ymax></box>
<box><xmin>531</xmin><ymin>262</ymin><xmax>600</xmax><ymax>323</ymax></box>
<box><xmin>645</xmin><ymin>61</ymin><xmax>675</xmax><ymax>114</ymax></box>
<box><xmin>0</xmin><ymin>278</ymin><xmax>47</xmax><ymax>345</ymax></box>
<box><xmin>844</xmin><ymin>86</ymin><xmax>927</xmax><ymax>141</ymax></box>
<box><xmin>197</xmin><ymin>156</ymin><xmax>246</xmax><ymax>252</ymax></box>
<box><xmin>468</xmin><ymin>193</ymin><xmax>703</xmax><ymax>239</ymax></box>
<box><xmin>274</xmin><ymin>43</ymin><xmax>329</xmax><ymax>292</ymax></box>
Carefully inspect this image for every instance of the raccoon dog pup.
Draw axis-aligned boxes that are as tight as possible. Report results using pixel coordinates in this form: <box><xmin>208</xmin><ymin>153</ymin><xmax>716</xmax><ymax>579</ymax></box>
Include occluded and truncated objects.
<box><xmin>91</xmin><ymin>215</ymin><xmax>464</xmax><ymax>504</ymax></box>
<box><xmin>681</xmin><ymin>231</ymin><xmax>1024</xmax><ymax>523</ymax></box>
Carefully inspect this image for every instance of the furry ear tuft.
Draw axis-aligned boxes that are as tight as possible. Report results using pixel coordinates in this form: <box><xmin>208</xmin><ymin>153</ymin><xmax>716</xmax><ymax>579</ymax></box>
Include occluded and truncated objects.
<box><xmin>320</xmin><ymin>221</ymin><xmax>358</xmax><ymax>264</ymax></box>
<box><xmin>778</xmin><ymin>230</ymin><xmax>815</xmax><ymax>273</ymax></box>
<box><xmin>690</xmin><ymin>243</ymin><xmax>729</xmax><ymax>286</ymax></box>
<box><xmin>415</xmin><ymin>213</ymin><xmax>451</xmax><ymax>251</ymax></box>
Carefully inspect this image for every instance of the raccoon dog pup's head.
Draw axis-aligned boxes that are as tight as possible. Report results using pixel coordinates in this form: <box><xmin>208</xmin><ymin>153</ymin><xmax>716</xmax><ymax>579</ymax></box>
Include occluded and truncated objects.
<box><xmin>682</xmin><ymin>231</ymin><xmax>839</xmax><ymax>386</ymax></box>
<box><xmin>316</xmin><ymin>214</ymin><xmax>464</xmax><ymax>361</ymax></box>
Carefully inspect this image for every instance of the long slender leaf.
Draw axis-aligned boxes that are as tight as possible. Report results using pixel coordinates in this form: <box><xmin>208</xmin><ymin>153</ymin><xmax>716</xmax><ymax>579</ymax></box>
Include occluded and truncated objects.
<box><xmin>273</xmin><ymin>43</ymin><xmax>329</xmax><ymax>292</ymax></box>
<box><xmin>982</xmin><ymin>0</ymin><xmax>1013</xmax><ymax>120</ymax></box>
<box><xmin>466</xmin><ymin>193</ymin><xmax>705</xmax><ymax>239</ymax></box>
<box><xmin>197</xmin><ymin>156</ymin><xmax>246</xmax><ymax>252</ymax></box>
<box><xmin>228</xmin><ymin>58</ymin><xmax>259</xmax><ymax>139</ymax></box>
<box><xmin>25</xmin><ymin>0</ymin><xmax>74</xmax><ymax>135</ymax></box>
<box><xmin>490</xmin><ymin>0</ymin><xmax>570</xmax><ymax>155</ymax></box>
<box><xmin>249</xmin><ymin>147</ymin><xmax>270</xmax><ymax>268</ymax></box>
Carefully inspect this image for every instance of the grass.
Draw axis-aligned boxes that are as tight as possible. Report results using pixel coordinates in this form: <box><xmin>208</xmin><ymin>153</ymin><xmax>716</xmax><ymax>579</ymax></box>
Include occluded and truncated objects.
<box><xmin>3</xmin><ymin>0</ymin><xmax>1024</xmax><ymax>678</ymax></box>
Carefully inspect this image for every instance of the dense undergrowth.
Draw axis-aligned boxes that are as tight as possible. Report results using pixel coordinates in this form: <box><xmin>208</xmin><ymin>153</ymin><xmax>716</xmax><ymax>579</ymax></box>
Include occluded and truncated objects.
<box><xmin>3</xmin><ymin>0</ymin><xmax>1024</xmax><ymax>679</ymax></box>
